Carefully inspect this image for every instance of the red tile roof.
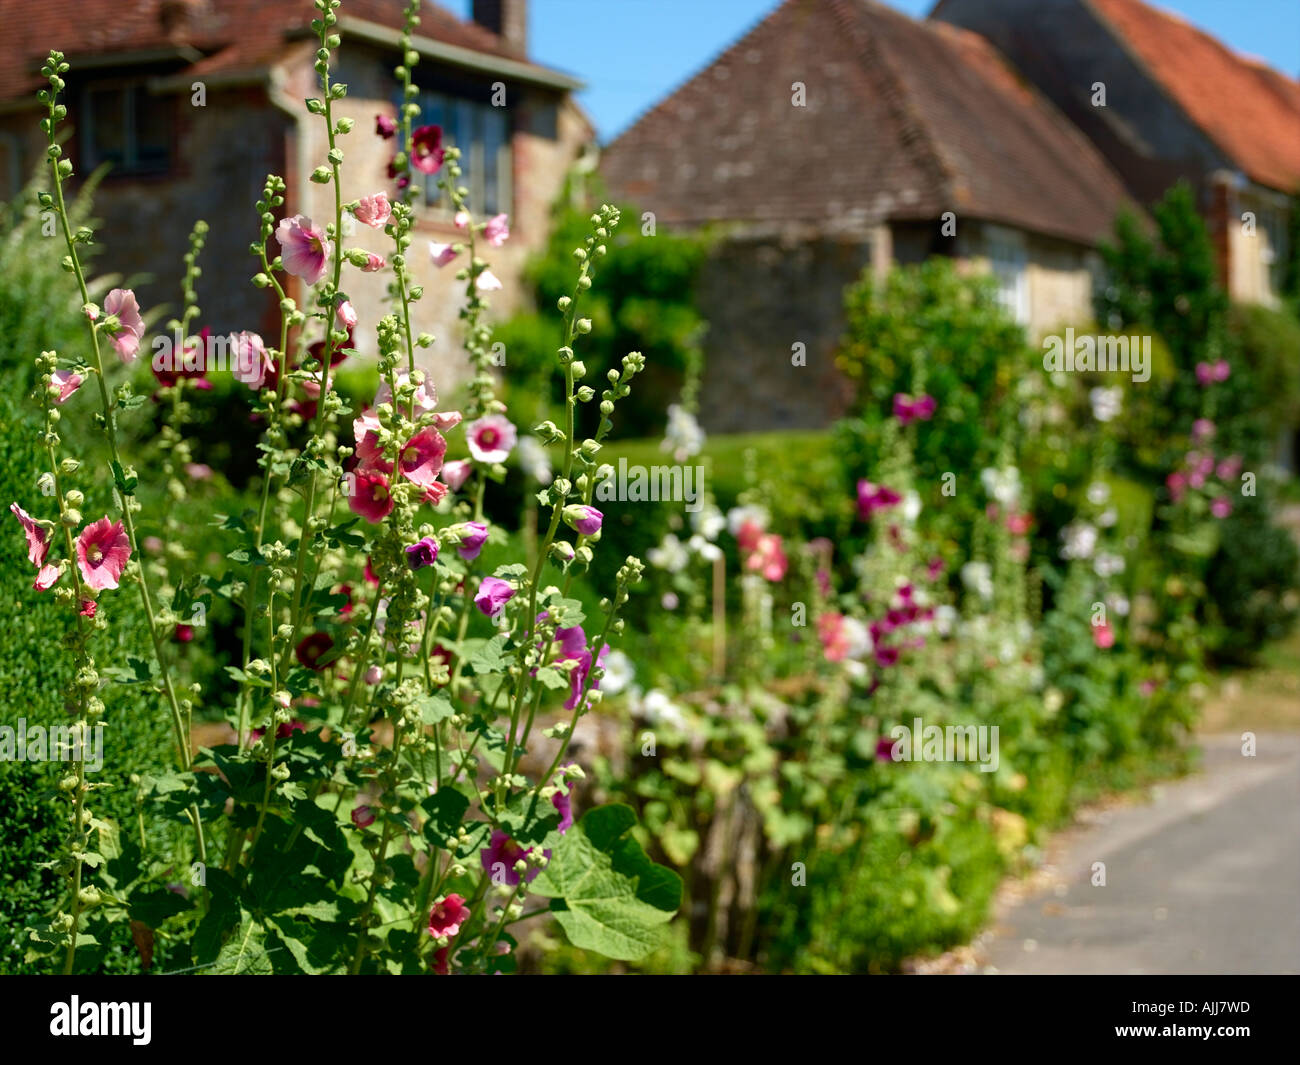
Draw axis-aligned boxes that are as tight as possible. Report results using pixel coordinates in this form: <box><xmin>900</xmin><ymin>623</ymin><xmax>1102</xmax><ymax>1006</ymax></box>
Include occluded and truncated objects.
<box><xmin>1087</xmin><ymin>0</ymin><xmax>1300</xmax><ymax>192</ymax></box>
<box><xmin>0</xmin><ymin>0</ymin><xmax>535</xmax><ymax>106</ymax></box>
<box><xmin>601</xmin><ymin>0</ymin><xmax>1131</xmax><ymax>247</ymax></box>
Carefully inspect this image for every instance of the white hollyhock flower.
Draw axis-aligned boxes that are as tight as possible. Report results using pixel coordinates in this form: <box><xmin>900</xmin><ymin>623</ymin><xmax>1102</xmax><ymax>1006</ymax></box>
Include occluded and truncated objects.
<box><xmin>980</xmin><ymin>466</ymin><xmax>1022</xmax><ymax>507</ymax></box>
<box><xmin>1061</xmin><ymin>521</ymin><xmax>1098</xmax><ymax>560</ymax></box>
<box><xmin>1089</xmin><ymin>386</ymin><xmax>1123</xmax><ymax>422</ymax></box>
<box><xmin>647</xmin><ymin>533</ymin><xmax>689</xmax><ymax>573</ymax></box>
<box><xmin>661</xmin><ymin>403</ymin><xmax>705</xmax><ymax>462</ymax></box>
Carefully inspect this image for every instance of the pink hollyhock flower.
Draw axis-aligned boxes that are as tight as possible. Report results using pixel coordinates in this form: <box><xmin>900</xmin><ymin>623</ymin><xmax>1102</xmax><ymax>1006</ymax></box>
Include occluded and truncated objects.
<box><xmin>892</xmin><ymin>392</ymin><xmax>936</xmax><ymax>426</ymax></box>
<box><xmin>76</xmin><ymin>517</ymin><xmax>131</xmax><ymax>591</ymax></box>
<box><xmin>432</xmin><ymin>947</ymin><xmax>450</xmax><ymax>974</ymax></box>
<box><xmin>34</xmin><ymin>564</ymin><xmax>61</xmax><ymax>591</ymax></box>
<box><xmin>295</xmin><ymin>632</ymin><xmax>335</xmax><ymax>670</ymax></box>
<box><xmin>857</xmin><ymin>480</ymin><xmax>901</xmax><ymax>521</ymax></box>
<box><xmin>1191</xmin><ymin>418</ymin><xmax>1215</xmax><ymax>444</ymax></box>
<box><xmin>185</xmin><ymin>463</ymin><xmax>213</xmax><ymax>481</ymax></box>
<box><xmin>442</xmin><ymin>460</ymin><xmax>473</xmax><ymax>492</ymax></box>
<box><xmin>876</xmin><ymin>736</ymin><xmax>898</xmax><ymax>762</ymax></box>
<box><xmin>484</xmin><ymin>213</ymin><xmax>510</xmax><ymax>247</ymax></box>
<box><xmin>352</xmin><ymin>804</ymin><xmax>375</xmax><ymax>828</ymax></box>
<box><xmin>352</xmin><ymin>410</ymin><xmax>390</xmax><ymax>471</ymax></box>
<box><xmin>1216</xmin><ymin>455</ymin><xmax>1242</xmax><ymax>481</ymax></box>
<box><xmin>51</xmin><ymin>370</ymin><xmax>83</xmax><ymax>403</ymax></box>
<box><xmin>174</xmin><ymin>623</ymin><xmax>194</xmax><ymax>643</ymax></box>
<box><xmin>360</xmin><ymin>252</ymin><xmax>386</xmax><ymax>272</ymax></box>
<box><xmin>465</xmin><ymin>414</ymin><xmax>517</xmax><ymax>464</ymax></box>
<box><xmin>248</xmin><ymin>720</ymin><xmax>306</xmax><ymax>746</ymax></box>
<box><xmin>398</xmin><ymin>427</ymin><xmax>447</xmax><ymax>489</ymax></box>
<box><xmin>817</xmin><ymin>612</ymin><xmax>848</xmax><ymax>662</ymax></box>
<box><xmin>153</xmin><ymin>327</ymin><xmax>214</xmax><ymax>390</ymax></box>
<box><xmin>1006</xmin><ymin>512</ymin><xmax>1033</xmax><ymax>536</ymax></box>
<box><xmin>553</xmin><ymin>623</ymin><xmax>610</xmax><ymax>711</ymax></box>
<box><xmin>926</xmin><ymin>557</ymin><xmax>945</xmax><ymax>581</ymax></box>
<box><xmin>421</xmin><ymin>483</ymin><xmax>449</xmax><ymax>506</ymax></box>
<box><xmin>10</xmin><ymin>503</ymin><xmax>51</xmax><ymax>566</ymax></box>
<box><xmin>454</xmin><ymin>210</ymin><xmax>471</xmax><ymax>230</ymax></box>
<box><xmin>364</xmin><ymin>665</ymin><xmax>382</xmax><ymax>684</ymax></box>
<box><xmin>354</xmin><ymin>192</ymin><xmax>391</xmax><ymax>229</ymax></box>
<box><xmin>747</xmin><ymin>533</ymin><xmax>788</xmax><ymax>582</ymax></box>
<box><xmin>474</xmin><ymin>576</ymin><xmax>515</xmax><ymax>618</ymax></box>
<box><xmin>375</xmin><ymin>114</ymin><xmax>397</xmax><ymax>139</ymax></box>
<box><xmin>376</xmin><ymin>371</ymin><xmax>437</xmax><ymax>414</ymax></box>
<box><xmin>411</xmin><ymin>125</ymin><xmax>445</xmax><ymax>174</ymax></box>
<box><xmin>429</xmin><ymin>241</ymin><xmax>458</xmax><ymax>267</ymax></box>
<box><xmin>1092</xmin><ymin>620</ymin><xmax>1115</xmax><ymax>649</ymax></box>
<box><xmin>552</xmin><ymin>789</ymin><xmax>574</xmax><ymax>834</ymax></box>
<box><xmin>1195</xmin><ymin>360</ymin><xmax>1231</xmax><ymax>385</ymax></box>
<box><xmin>1166</xmin><ymin>470</ymin><xmax>1188</xmax><ymax>502</ymax></box>
<box><xmin>430</xmin><ymin>411</ymin><xmax>463</xmax><ymax>433</ymax></box>
<box><xmin>79</xmin><ymin>598</ymin><xmax>97</xmax><ymax>619</ymax></box>
<box><xmin>335</xmin><ymin>299</ymin><xmax>357</xmax><ymax>330</ymax></box>
<box><xmin>349</xmin><ymin>469</ymin><xmax>395</xmax><ymax>523</ymax></box>
<box><xmin>104</xmin><ymin>288</ymin><xmax>145</xmax><ymax>362</ymax></box>
<box><xmin>874</xmin><ymin>644</ymin><xmax>900</xmax><ymax>668</ymax></box>
<box><xmin>1210</xmin><ymin>497</ymin><xmax>1233</xmax><ymax>519</ymax></box>
<box><xmin>735</xmin><ymin>520</ymin><xmax>764</xmax><ymax>553</ymax></box>
<box><xmin>405</xmin><ymin>536</ymin><xmax>439</xmax><ymax>570</ymax></box>
<box><xmin>474</xmin><ymin>268</ymin><xmax>503</xmax><ymax>293</ymax></box>
<box><xmin>563</xmin><ymin>504</ymin><xmax>603</xmax><ymax>536</ymax></box>
<box><xmin>427</xmin><ymin>893</ymin><xmax>469</xmax><ymax>939</ymax></box>
<box><xmin>275</xmin><ymin>215</ymin><xmax>331</xmax><ymax>285</ymax></box>
<box><xmin>457</xmin><ymin>521</ymin><xmax>489</xmax><ymax>561</ymax></box>
<box><xmin>232</xmin><ymin>331</ymin><xmax>272</xmax><ymax>390</ymax></box>
<box><xmin>364</xmin><ymin>557</ymin><xmax>380</xmax><ymax>586</ymax></box>
<box><xmin>480</xmin><ymin>830</ymin><xmax>539</xmax><ymax>886</ymax></box>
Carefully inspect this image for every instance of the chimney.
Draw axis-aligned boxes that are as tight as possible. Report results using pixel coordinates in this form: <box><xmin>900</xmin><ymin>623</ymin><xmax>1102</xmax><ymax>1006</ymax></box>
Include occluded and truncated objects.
<box><xmin>472</xmin><ymin>0</ymin><xmax>527</xmax><ymax>55</ymax></box>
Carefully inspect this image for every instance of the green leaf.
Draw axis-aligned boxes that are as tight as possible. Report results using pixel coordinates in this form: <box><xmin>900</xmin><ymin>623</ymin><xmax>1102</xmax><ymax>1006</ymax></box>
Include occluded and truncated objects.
<box><xmin>416</xmin><ymin>692</ymin><xmax>456</xmax><ymax>725</ymax></box>
<box><xmin>211</xmin><ymin>912</ymin><xmax>274</xmax><ymax>974</ymax></box>
<box><xmin>468</xmin><ymin>633</ymin><xmax>511</xmax><ymax>676</ymax></box>
<box><xmin>532</xmin><ymin>803</ymin><xmax>682</xmax><ymax>961</ymax></box>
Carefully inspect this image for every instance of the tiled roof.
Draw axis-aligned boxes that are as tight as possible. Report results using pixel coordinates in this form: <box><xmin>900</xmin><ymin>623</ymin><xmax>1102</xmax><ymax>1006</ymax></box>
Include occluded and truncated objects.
<box><xmin>0</xmin><ymin>0</ymin><xmax>538</xmax><ymax>105</ymax></box>
<box><xmin>1086</xmin><ymin>0</ymin><xmax>1300</xmax><ymax>193</ymax></box>
<box><xmin>601</xmin><ymin>0</ymin><xmax>1131</xmax><ymax>246</ymax></box>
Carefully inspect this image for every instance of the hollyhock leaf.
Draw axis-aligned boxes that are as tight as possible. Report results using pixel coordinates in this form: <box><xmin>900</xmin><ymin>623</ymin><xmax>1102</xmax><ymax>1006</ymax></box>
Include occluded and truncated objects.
<box><xmin>212</xmin><ymin>912</ymin><xmax>274</xmax><ymax>975</ymax></box>
<box><xmin>419</xmin><ymin>789</ymin><xmax>470</xmax><ymax>845</ymax></box>
<box><xmin>532</xmin><ymin>804</ymin><xmax>682</xmax><ymax>961</ymax></box>
<box><xmin>101</xmin><ymin>656</ymin><xmax>157</xmax><ymax>686</ymax></box>
<box><xmin>493</xmin><ymin>562</ymin><xmax>529</xmax><ymax>581</ymax></box>
<box><xmin>416</xmin><ymin>692</ymin><xmax>456</xmax><ymax>725</ymax></box>
<box><xmin>110</xmin><ymin>459</ymin><xmax>138</xmax><ymax>495</ymax></box>
<box><xmin>468</xmin><ymin>633</ymin><xmax>511</xmax><ymax>675</ymax></box>
<box><xmin>536</xmin><ymin>665</ymin><xmax>570</xmax><ymax>691</ymax></box>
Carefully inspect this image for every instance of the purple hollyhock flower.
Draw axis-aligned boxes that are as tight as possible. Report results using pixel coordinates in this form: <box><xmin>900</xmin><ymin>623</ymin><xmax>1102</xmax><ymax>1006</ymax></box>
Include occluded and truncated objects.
<box><xmin>474</xmin><ymin>576</ymin><xmax>515</xmax><ymax>619</ymax></box>
<box><xmin>563</xmin><ymin>504</ymin><xmax>603</xmax><ymax>537</ymax></box>
<box><xmin>480</xmin><ymin>829</ymin><xmax>539</xmax><ymax>886</ymax></box>
<box><xmin>876</xmin><ymin>736</ymin><xmax>898</xmax><ymax>762</ymax></box>
<box><xmin>555</xmin><ymin>624</ymin><xmax>611</xmax><ymax>711</ymax></box>
<box><xmin>552</xmin><ymin>788</ymin><xmax>574</xmax><ymax>834</ymax></box>
<box><xmin>352</xmin><ymin>804</ymin><xmax>375</xmax><ymax>828</ymax></box>
<box><xmin>456</xmin><ymin>521</ymin><xmax>489</xmax><ymax>562</ymax></box>
<box><xmin>405</xmin><ymin>536</ymin><xmax>439</xmax><ymax>570</ymax></box>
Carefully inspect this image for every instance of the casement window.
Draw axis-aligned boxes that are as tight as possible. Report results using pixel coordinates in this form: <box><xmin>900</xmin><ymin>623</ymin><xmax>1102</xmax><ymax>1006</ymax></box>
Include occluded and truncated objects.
<box><xmin>985</xmin><ymin>225</ymin><xmax>1030</xmax><ymax>325</ymax></box>
<box><xmin>81</xmin><ymin>80</ymin><xmax>171</xmax><ymax>176</ymax></box>
<box><xmin>1257</xmin><ymin>204</ymin><xmax>1289</xmax><ymax>298</ymax></box>
<box><xmin>411</xmin><ymin>91</ymin><xmax>511</xmax><ymax>216</ymax></box>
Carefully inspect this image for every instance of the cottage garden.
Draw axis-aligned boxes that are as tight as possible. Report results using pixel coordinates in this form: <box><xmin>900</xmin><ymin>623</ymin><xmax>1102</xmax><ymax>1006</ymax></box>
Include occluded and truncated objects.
<box><xmin>2</xmin><ymin>0</ymin><xmax>1298</xmax><ymax>976</ymax></box>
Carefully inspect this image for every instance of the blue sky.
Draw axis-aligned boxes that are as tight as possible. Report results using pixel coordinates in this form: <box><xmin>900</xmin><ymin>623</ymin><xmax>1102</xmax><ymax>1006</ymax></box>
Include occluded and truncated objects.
<box><xmin>443</xmin><ymin>0</ymin><xmax>1300</xmax><ymax>141</ymax></box>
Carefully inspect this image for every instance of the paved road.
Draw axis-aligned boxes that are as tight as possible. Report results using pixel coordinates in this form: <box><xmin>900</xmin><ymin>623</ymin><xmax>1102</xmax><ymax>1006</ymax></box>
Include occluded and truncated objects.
<box><xmin>984</xmin><ymin>733</ymin><xmax>1300</xmax><ymax>975</ymax></box>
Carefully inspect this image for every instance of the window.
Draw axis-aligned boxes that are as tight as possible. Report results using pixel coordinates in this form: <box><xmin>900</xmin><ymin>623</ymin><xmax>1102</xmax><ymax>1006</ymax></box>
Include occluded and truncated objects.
<box><xmin>1258</xmin><ymin>204</ymin><xmax>1289</xmax><ymax>298</ymax></box>
<box><xmin>81</xmin><ymin>80</ymin><xmax>170</xmax><ymax>176</ymax></box>
<box><xmin>985</xmin><ymin>225</ymin><xmax>1029</xmax><ymax>325</ymax></box>
<box><xmin>412</xmin><ymin>91</ymin><xmax>511</xmax><ymax>216</ymax></box>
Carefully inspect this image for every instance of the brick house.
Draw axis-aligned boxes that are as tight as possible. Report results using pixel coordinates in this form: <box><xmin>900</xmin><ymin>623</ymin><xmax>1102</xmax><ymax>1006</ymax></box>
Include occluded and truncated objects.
<box><xmin>0</xmin><ymin>0</ymin><xmax>592</xmax><ymax>388</ymax></box>
<box><xmin>933</xmin><ymin>0</ymin><xmax>1300</xmax><ymax>307</ymax></box>
<box><xmin>601</xmin><ymin>0</ymin><xmax>1133</xmax><ymax>433</ymax></box>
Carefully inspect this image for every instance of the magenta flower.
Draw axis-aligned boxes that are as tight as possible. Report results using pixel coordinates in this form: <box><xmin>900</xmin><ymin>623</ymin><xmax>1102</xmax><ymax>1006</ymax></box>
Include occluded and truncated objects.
<box><xmin>348</xmin><ymin>468</ymin><xmax>395</xmax><ymax>523</ymax></box>
<box><xmin>275</xmin><ymin>215</ymin><xmax>331</xmax><ymax>285</ymax></box>
<box><xmin>746</xmin><ymin>533</ymin><xmax>788</xmax><ymax>582</ymax></box>
<box><xmin>295</xmin><ymin>632</ymin><xmax>335</xmax><ymax>670</ymax></box>
<box><xmin>351</xmin><ymin>804</ymin><xmax>375</xmax><ymax>828</ymax></box>
<box><xmin>554</xmin><ymin>624</ymin><xmax>610</xmax><ymax>711</ymax></box>
<box><xmin>552</xmin><ymin>789</ymin><xmax>574</xmax><ymax>834</ymax></box>
<box><xmin>360</xmin><ymin>252</ymin><xmax>386</xmax><ymax>272</ymax></box>
<box><xmin>484</xmin><ymin>213</ymin><xmax>510</xmax><ymax>247</ymax></box>
<box><xmin>563</xmin><ymin>504</ymin><xmax>603</xmax><ymax>537</ymax></box>
<box><xmin>1217</xmin><ymin>455</ymin><xmax>1243</xmax><ymax>481</ymax></box>
<box><xmin>857</xmin><ymin>480</ymin><xmax>901</xmax><ymax>521</ymax></box>
<box><xmin>232</xmin><ymin>331</ymin><xmax>272</xmax><ymax>390</ymax></box>
<box><xmin>104</xmin><ymin>288</ymin><xmax>145</xmax><ymax>362</ymax></box>
<box><xmin>1210</xmin><ymin>497</ymin><xmax>1233</xmax><ymax>519</ymax></box>
<box><xmin>354</xmin><ymin>192</ymin><xmax>391</xmax><ymax>229</ymax></box>
<box><xmin>405</xmin><ymin>536</ymin><xmax>439</xmax><ymax>570</ymax></box>
<box><xmin>34</xmin><ymin>564</ymin><xmax>61</xmax><ymax>591</ymax></box>
<box><xmin>1092</xmin><ymin>620</ymin><xmax>1115</xmax><ymax>650</ymax></box>
<box><xmin>442</xmin><ymin>459</ymin><xmax>472</xmax><ymax>492</ymax></box>
<box><xmin>375</xmin><ymin>114</ymin><xmax>397</xmax><ymax>139</ymax></box>
<box><xmin>429</xmin><ymin>241</ymin><xmax>458</xmax><ymax>267</ymax></box>
<box><xmin>480</xmin><ymin>830</ymin><xmax>539</xmax><ymax>886</ymax></box>
<box><xmin>352</xmin><ymin>410</ymin><xmax>390</xmax><ymax>472</ymax></box>
<box><xmin>10</xmin><ymin>503</ymin><xmax>51</xmax><ymax>567</ymax></box>
<box><xmin>398</xmin><ymin>427</ymin><xmax>448</xmax><ymax>490</ymax></box>
<box><xmin>474</xmin><ymin>576</ymin><xmax>515</xmax><ymax>618</ymax></box>
<box><xmin>456</xmin><ymin>521</ymin><xmax>489</xmax><ymax>561</ymax></box>
<box><xmin>892</xmin><ymin>392</ymin><xmax>936</xmax><ymax>426</ymax></box>
<box><xmin>466</xmin><ymin>414</ymin><xmax>517</xmax><ymax>464</ymax></box>
<box><xmin>411</xmin><ymin>125</ymin><xmax>445</xmax><ymax>174</ymax></box>
<box><xmin>76</xmin><ymin>516</ymin><xmax>131</xmax><ymax>591</ymax></box>
<box><xmin>50</xmin><ymin>370</ymin><xmax>83</xmax><ymax>404</ymax></box>
<box><xmin>1191</xmin><ymin>418</ymin><xmax>1216</xmax><ymax>444</ymax></box>
<box><xmin>1195</xmin><ymin>359</ymin><xmax>1231</xmax><ymax>386</ymax></box>
<box><xmin>427</xmin><ymin>893</ymin><xmax>469</xmax><ymax>939</ymax></box>
<box><xmin>876</xmin><ymin>736</ymin><xmax>898</xmax><ymax>762</ymax></box>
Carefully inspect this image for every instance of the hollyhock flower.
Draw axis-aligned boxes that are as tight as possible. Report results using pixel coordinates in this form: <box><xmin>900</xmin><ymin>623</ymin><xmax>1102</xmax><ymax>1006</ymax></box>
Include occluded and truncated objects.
<box><xmin>76</xmin><ymin>517</ymin><xmax>131</xmax><ymax>591</ymax></box>
<box><xmin>817</xmin><ymin>612</ymin><xmax>857</xmax><ymax>662</ymax></box>
<box><xmin>411</xmin><ymin>125</ymin><xmax>445</xmax><ymax>174</ymax></box>
<box><xmin>10</xmin><ymin>503</ymin><xmax>51</xmax><ymax>567</ymax></box>
<box><xmin>103</xmin><ymin>288</ymin><xmax>145</xmax><ymax>362</ymax></box>
<box><xmin>296</xmin><ymin>632</ymin><xmax>335</xmax><ymax>670</ymax></box>
<box><xmin>456</xmin><ymin>521</ymin><xmax>489</xmax><ymax>561</ymax></box>
<box><xmin>360</xmin><ymin>253</ymin><xmax>386</xmax><ymax>272</ymax></box>
<box><xmin>335</xmin><ymin>299</ymin><xmax>357</xmax><ymax>330</ymax></box>
<box><xmin>50</xmin><ymin>369</ymin><xmax>83</xmax><ymax>403</ymax></box>
<box><xmin>248</xmin><ymin>720</ymin><xmax>306</xmax><ymax>746</ymax></box>
<box><xmin>517</xmin><ymin>435</ymin><xmax>553</xmax><ymax>485</ymax></box>
<box><xmin>34</xmin><ymin>564</ymin><xmax>61</xmax><ymax>591</ymax></box>
<box><xmin>375</xmin><ymin>114</ymin><xmax>397</xmax><ymax>138</ymax></box>
<box><xmin>1006</xmin><ymin>512</ymin><xmax>1033</xmax><ymax>536</ymax></box>
<box><xmin>364</xmin><ymin>665</ymin><xmax>383</xmax><ymax>685</ymax></box>
<box><xmin>406</xmin><ymin>536</ymin><xmax>439</xmax><ymax>570</ymax></box>
<box><xmin>376</xmin><ymin>371</ymin><xmax>437</xmax><ymax>414</ymax></box>
<box><xmin>232</xmin><ymin>331</ymin><xmax>272</xmax><ymax>390</ymax></box>
<box><xmin>1211</xmin><ymin>497</ymin><xmax>1233</xmax><ymax>519</ymax></box>
<box><xmin>563</xmin><ymin>504</ymin><xmax>603</xmax><ymax>536</ymax></box>
<box><xmin>185</xmin><ymin>463</ymin><xmax>213</xmax><ymax>481</ymax></box>
<box><xmin>874</xmin><ymin>644</ymin><xmax>901</xmax><ymax>668</ymax></box>
<box><xmin>927</xmin><ymin>557</ymin><xmax>945</xmax><ymax>581</ymax></box>
<box><xmin>429</xmin><ymin>241</ymin><xmax>458</xmax><ymax>268</ymax></box>
<box><xmin>421</xmin><ymin>482</ymin><xmax>449</xmax><ymax>506</ymax></box>
<box><xmin>428</xmin><ymin>894</ymin><xmax>469</xmax><ymax>939</ymax></box>
<box><xmin>275</xmin><ymin>215</ymin><xmax>331</xmax><ymax>285</ymax></box>
<box><xmin>735</xmin><ymin>520</ymin><xmax>765</xmax><ymax>553</ymax></box>
<box><xmin>552</xmin><ymin>788</ymin><xmax>574</xmax><ymax>834</ymax></box>
<box><xmin>1216</xmin><ymin>455</ymin><xmax>1242</xmax><ymax>481</ymax></box>
<box><xmin>432</xmin><ymin>947</ymin><xmax>450</xmax><ymax>974</ymax></box>
<box><xmin>1089</xmin><ymin>386</ymin><xmax>1123</xmax><ymax>423</ymax></box>
<box><xmin>364</xmin><ymin>557</ymin><xmax>380</xmax><ymax>586</ymax></box>
<box><xmin>354</xmin><ymin>192</ymin><xmax>392</xmax><ymax>229</ymax></box>
<box><xmin>466</xmin><ymin>414</ymin><xmax>517</xmax><ymax>464</ymax></box>
<box><xmin>552</xmin><ymin>624</ymin><xmax>610</xmax><ymax>711</ymax></box>
<box><xmin>662</xmin><ymin>403</ymin><xmax>706</xmax><ymax>462</ymax></box>
<box><xmin>352</xmin><ymin>410</ymin><xmax>390</xmax><ymax>471</ymax></box>
<box><xmin>480</xmin><ymin>830</ymin><xmax>539</xmax><ymax>886</ymax></box>
<box><xmin>348</xmin><ymin>469</ymin><xmax>395</xmax><ymax>523</ymax></box>
<box><xmin>474</xmin><ymin>576</ymin><xmax>515</xmax><ymax>618</ymax></box>
<box><xmin>856</xmin><ymin>480</ymin><xmax>901</xmax><ymax>521</ymax></box>
<box><xmin>454</xmin><ymin>210</ymin><xmax>471</xmax><ymax>230</ymax></box>
<box><xmin>1092</xmin><ymin>620</ymin><xmax>1115</xmax><ymax>649</ymax></box>
<box><xmin>892</xmin><ymin>392</ymin><xmax>936</xmax><ymax>425</ymax></box>
<box><xmin>747</xmin><ymin>532</ymin><xmax>788</xmax><ymax>582</ymax></box>
<box><xmin>876</xmin><ymin>736</ymin><xmax>898</xmax><ymax>762</ymax></box>
<box><xmin>474</xmin><ymin>268</ymin><xmax>503</xmax><ymax>293</ymax></box>
<box><xmin>352</xmin><ymin>804</ymin><xmax>375</xmax><ymax>828</ymax></box>
<box><xmin>483</xmin><ymin>213</ymin><xmax>510</xmax><ymax>247</ymax></box>
<box><xmin>1166</xmin><ymin>470</ymin><xmax>1188</xmax><ymax>502</ymax></box>
<box><xmin>1195</xmin><ymin>359</ymin><xmax>1230</xmax><ymax>385</ymax></box>
<box><xmin>79</xmin><ymin>599</ymin><xmax>97</xmax><ymax>619</ymax></box>
<box><xmin>1191</xmin><ymin>418</ymin><xmax>1216</xmax><ymax>444</ymax></box>
<box><xmin>398</xmin><ymin>427</ymin><xmax>447</xmax><ymax>489</ymax></box>
<box><xmin>175</xmin><ymin>624</ymin><xmax>194</xmax><ymax>643</ymax></box>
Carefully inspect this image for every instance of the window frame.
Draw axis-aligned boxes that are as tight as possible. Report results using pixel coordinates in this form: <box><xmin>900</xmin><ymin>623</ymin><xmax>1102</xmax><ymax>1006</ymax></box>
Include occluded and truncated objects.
<box><xmin>407</xmin><ymin>88</ymin><xmax>512</xmax><ymax>220</ymax></box>
<box><xmin>79</xmin><ymin>76</ymin><xmax>172</xmax><ymax>178</ymax></box>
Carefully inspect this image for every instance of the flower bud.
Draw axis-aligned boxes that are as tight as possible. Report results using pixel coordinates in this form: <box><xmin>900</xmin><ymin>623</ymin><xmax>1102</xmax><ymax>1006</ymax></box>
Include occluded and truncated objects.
<box><xmin>562</xmin><ymin>504</ymin><xmax>603</xmax><ymax>537</ymax></box>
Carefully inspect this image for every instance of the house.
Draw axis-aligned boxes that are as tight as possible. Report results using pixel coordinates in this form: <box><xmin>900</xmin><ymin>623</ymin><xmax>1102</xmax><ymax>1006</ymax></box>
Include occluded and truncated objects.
<box><xmin>601</xmin><ymin>0</ymin><xmax>1133</xmax><ymax>433</ymax></box>
<box><xmin>932</xmin><ymin>0</ymin><xmax>1300</xmax><ymax>307</ymax></box>
<box><xmin>0</xmin><ymin>0</ymin><xmax>592</xmax><ymax>388</ymax></box>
